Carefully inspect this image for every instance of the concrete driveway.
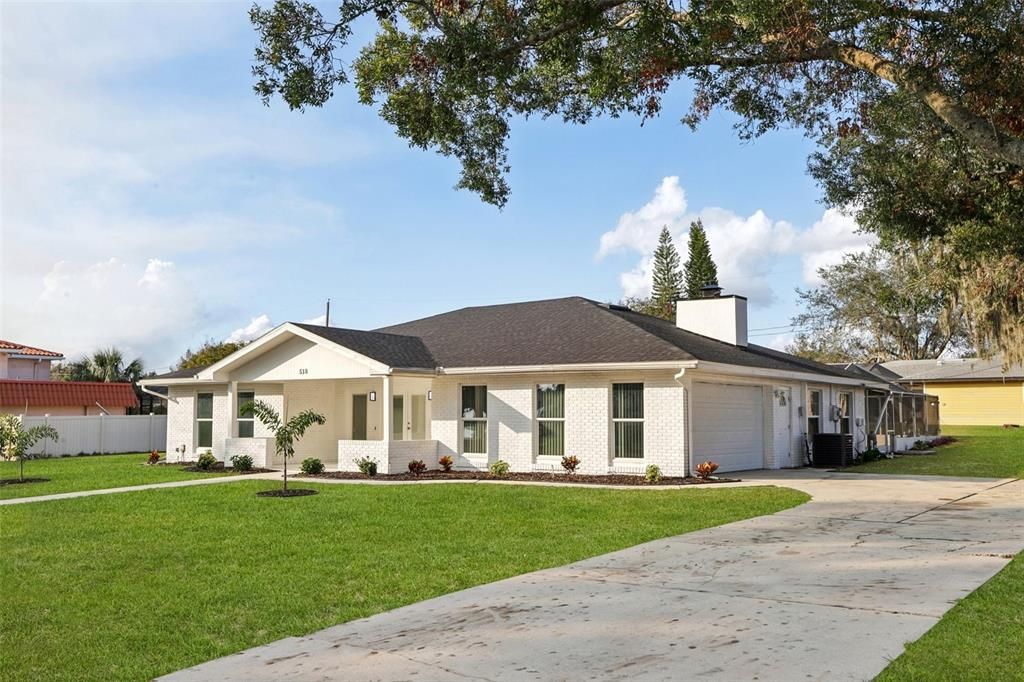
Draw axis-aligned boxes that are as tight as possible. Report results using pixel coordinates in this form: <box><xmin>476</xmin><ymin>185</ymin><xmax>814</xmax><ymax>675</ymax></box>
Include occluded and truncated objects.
<box><xmin>162</xmin><ymin>471</ymin><xmax>1024</xmax><ymax>681</ymax></box>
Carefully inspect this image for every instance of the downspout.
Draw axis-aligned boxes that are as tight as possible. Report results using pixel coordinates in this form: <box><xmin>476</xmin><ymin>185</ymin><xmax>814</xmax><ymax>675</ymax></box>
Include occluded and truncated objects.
<box><xmin>674</xmin><ymin>367</ymin><xmax>692</xmax><ymax>477</ymax></box>
<box><xmin>139</xmin><ymin>384</ymin><xmax>175</xmax><ymax>404</ymax></box>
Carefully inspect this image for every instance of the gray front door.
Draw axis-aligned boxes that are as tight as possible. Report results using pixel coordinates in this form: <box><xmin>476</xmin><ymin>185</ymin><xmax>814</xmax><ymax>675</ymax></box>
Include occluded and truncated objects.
<box><xmin>352</xmin><ymin>394</ymin><xmax>368</xmax><ymax>440</ymax></box>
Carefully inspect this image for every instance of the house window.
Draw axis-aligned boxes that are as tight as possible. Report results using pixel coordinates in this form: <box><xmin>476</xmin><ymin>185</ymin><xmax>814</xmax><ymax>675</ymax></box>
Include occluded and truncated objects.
<box><xmin>807</xmin><ymin>389</ymin><xmax>822</xmax><ymax>439</ymax></box>
<box><xmin>461</xmin><ymin>386</ymin><xmax>487</xmax><ymax>454</ymax></box>
<box><xmin>612</xmin><ymin>383</ymin><xmax>643</xmax><ymax>458</ymax></box>
<box><xmin>237</xmin><ymin>391</ymin><xmax>255</xmax><ymax>437</ymax></box>
<box><xmin>537</xmin><ymin>384</ymin><xmax>565</xmax><ymax>457</ymax></box>
<box><xmin>838</xmin><ymin>392</ymin><xmax>852</xmax><ymax>435</ymax></box>
<box><xmin>196</xmin><ymin>392</ymin><xmax>213</xmax><ymax>449</ymax></box>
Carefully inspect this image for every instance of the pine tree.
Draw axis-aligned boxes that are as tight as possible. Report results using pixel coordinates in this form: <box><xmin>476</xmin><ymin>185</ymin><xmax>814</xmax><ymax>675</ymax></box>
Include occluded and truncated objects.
<box><xmin>683</xmin><ymin>220</ymin><xmax>719</xmax><ymax>299</ymax></box>
<box><xmin>650</xmin><ymin>226</ymin><xmax>683</xmax><ymax>320</ymax></box>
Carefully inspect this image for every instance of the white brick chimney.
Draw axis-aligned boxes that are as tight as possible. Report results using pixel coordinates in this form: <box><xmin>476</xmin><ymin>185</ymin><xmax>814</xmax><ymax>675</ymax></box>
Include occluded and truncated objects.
<box><xmin>675</xmin><ymin>291</ymin><xmax>748</xmax><ymax>347</ymax></box>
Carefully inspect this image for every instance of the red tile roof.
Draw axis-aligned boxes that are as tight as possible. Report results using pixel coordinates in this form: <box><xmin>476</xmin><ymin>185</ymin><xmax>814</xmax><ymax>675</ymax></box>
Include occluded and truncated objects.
<box><xmin>0</xmin><ymin>340</ymin><xmax>63</xmax><ymax>358</ymax></box>
<box><xmin>0</xmin><ymin>380</ymin><xmax>139</xmax><ymax>408</ymax></box>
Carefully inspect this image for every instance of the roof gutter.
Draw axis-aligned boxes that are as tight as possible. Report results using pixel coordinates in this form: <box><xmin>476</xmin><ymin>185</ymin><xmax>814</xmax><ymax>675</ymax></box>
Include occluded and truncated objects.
<box><xmin>691</xmin><ymin>361</ymin><xmax>889</xmax><ymax>389</ymax></box>
<box><xmin>440</xmin><ymin>361</ymin><xmax>699</xmax><ymax>375</ymax></box>
<box><xmin>139</xmin><ymin>383</ymin><xmax>175</xmax><ymax>404</ymax></box>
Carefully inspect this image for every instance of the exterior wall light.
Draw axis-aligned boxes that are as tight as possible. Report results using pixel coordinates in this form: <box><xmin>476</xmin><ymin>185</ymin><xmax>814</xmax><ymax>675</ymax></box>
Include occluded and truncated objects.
<box><xmin>427</xmin><ymin>390</ymin><xmax>432</xmax><ymax>400</ymax></box>
<box><xmin>369</xmin><ymin>391</ymin><xmax>377</xmax><ymax>402</ymax></box>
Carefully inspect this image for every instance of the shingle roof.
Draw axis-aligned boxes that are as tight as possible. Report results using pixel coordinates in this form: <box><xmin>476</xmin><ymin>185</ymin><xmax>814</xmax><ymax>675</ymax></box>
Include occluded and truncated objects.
<box><xmin>882</xmin><ymin>357</ymin><xmax>1024</xmax><ymax>382</ymax></box>
<box><xmin>0</xmin><ymin>380</ymin><xmax>139</xmax><ymax>408</ymax></box>
<box><xmin>293</xmin><ymin>324</ymin><xmax>437</xmax><ymax>369</ymax></box>
<box><xmin>377</xmin><ymin>297</ymin><xmax>865</xmax><ymax>379</ymax></box>
<box><xmin>149</xmin><ymin>365</ymin><xmax>212</xmax><ymax>380</ymax></box>
<box><xmin>0</xmin><ymin>340</ymin><xmax>63</xmax><ymax>358</ymax></box>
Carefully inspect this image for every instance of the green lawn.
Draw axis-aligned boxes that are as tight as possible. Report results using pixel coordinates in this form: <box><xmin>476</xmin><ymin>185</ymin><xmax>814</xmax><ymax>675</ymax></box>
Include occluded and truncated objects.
<box><xmin>877</xmin><ymin>551</ymin><xmax>1024</xmax><ymax>681</ymax></box>
<box><xmin>853</xmin><ymin>425</ymin><xmax>1024</xmax><ymax>478</ymax></box>
<box><xmin>0</xmin><ymin>453</ymin><xmax>229</xmax><ymax>500</ymax></box>
<box><xmin>0</xmin><ymin>481</ymin><xmax>807</xmax><ymax>681</ymax></box>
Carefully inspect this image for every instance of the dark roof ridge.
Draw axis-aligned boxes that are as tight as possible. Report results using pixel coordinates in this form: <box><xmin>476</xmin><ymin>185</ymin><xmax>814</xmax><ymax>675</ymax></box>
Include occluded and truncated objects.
<box><xmin>292</xmin><ymin>322</ymin><xmax>423</xmax><ymax>341</ymax></box>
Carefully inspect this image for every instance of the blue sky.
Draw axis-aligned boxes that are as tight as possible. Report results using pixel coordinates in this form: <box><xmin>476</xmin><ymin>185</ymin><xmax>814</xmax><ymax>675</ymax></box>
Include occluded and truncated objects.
<box><xmin>1</xmin><ymin>2</ymin><xmax>872</xmax><ymax>372</ymax></box>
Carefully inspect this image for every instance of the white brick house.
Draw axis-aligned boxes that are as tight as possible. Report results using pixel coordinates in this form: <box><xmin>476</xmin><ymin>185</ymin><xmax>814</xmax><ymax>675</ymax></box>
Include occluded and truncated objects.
<box><xmin>142</xmin><ymin>294</ymin><xmax>885</xmax><ymax>475</ymax></box>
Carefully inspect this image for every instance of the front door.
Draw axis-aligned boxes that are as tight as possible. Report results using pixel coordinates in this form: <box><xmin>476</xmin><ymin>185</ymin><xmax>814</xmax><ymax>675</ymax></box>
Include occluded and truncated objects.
<box><xmin>411</xmin><ymin>394</ymin><xmax>427</xmax><ymax>440</ymax></box>
<box><xmin>772</xmin><ymin>386</ymin><xmax>793</xmax><ymax>466</ymax></box>
<box><xmin>392</xmin><ymin>395</ymin><xmax>404</xmax><ymax>440</ymax></box>
<box><xmin>352</xmin><ymin>394</ymin><xmax>367</xmax><ymax>440</ymax></box>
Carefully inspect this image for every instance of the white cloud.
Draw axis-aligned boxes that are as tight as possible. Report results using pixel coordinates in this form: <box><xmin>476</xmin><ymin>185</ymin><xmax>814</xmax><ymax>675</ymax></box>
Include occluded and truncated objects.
<box><xmin>13</xmin><ymin>258</ymin><xmax>202</xmax><ymax>362</ymax></box>
<box><xmin>302</xmin><ymin>314</ymin><xmax>328</xmax><ymax>326</ymax></box>
<box><xmin>0</xmin><ymin>3</ymin><xmax>361</xmax><ymax>369</ymax></box>
<box><xmin>598</xmin><ymin>178</ymin><xmax>874</xmax><ymax>305</ymax></box>
<box><xmin>227</xmin><ymin>315</ymin><xmax>275</xmax><ymax>344</ymax></box>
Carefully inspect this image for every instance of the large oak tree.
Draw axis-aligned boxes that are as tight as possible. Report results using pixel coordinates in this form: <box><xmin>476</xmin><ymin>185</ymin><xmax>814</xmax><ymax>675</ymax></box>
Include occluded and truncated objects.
<box><xmin>251</xmin><ymin>0</ymin><xmax>1024</xmax><ymax>359</ymax></box>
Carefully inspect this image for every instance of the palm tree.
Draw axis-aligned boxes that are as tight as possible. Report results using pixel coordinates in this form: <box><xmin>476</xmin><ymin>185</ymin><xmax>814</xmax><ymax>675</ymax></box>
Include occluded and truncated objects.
<box><xmin>241</xmin><ymin>400</ymin><xmax>325</xmax><ymax>493</ymax></box>
<box><xmin>0</xmin><ymin>415</ymin><xmax>59</xmax><ymax>482</ymax></box>
<box><xmin>53</xmin><ymin>347</ymin><xmax>144</xmax><ymax>384</ymax></box>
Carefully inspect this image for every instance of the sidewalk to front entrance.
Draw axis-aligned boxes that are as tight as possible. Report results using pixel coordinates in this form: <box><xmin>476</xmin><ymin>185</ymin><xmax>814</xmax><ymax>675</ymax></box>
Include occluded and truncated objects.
<box><xmin>161</xmin><ymin>470</ymin><xmax>1024</xmax><ymax>681</ymax></box>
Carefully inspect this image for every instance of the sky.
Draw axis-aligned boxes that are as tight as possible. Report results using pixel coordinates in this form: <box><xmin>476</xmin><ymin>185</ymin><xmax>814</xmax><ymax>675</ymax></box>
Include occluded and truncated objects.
<box><xmin>0</xmin><ymin>2</ymin><xmax>874</xmax><ymax>373</ymax></box>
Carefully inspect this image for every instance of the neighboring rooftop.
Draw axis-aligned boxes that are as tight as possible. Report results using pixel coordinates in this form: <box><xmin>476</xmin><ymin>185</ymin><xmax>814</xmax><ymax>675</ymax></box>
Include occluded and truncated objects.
<box><xmin>0</xmin><ymin>379</ymin><xmax>138</xmax><ymax>409</ymax></box>
<box><xmin>883</xmin><ymin>356</ymin><xmax>1024</xmax><ymax>382</ymax></box>
<box><xmin>0</xmin><ymin>340</ymin><xmax>63</xmax><ymax>359</ymax></box>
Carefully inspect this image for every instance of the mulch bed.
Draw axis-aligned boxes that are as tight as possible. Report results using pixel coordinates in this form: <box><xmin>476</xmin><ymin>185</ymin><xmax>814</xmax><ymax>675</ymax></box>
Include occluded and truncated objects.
<box><xmin>0</xmin><ymin>477</ymin><xmax>51</xmax><ymax>486</ymax></box>
<box><xmin>256</xmin><ymin>488</ymin><xmax>318</xmax><ymax>498</ymax></box>
<box><xmin>300</xmin><ymin>470</ymin><xmax>737</xmax><ymax>486</ymax></box>
<box><xmin>162</xmin><ymin>463</ymin><xmax>276</xmax><ymax>475</ymax></box>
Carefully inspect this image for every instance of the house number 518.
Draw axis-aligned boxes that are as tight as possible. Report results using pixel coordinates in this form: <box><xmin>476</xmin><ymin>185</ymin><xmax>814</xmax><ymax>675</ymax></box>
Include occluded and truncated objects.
<box><xmin>298</xmin><ymin>368</ymin><xmax>309</xmax><ymax>375</ymax></box>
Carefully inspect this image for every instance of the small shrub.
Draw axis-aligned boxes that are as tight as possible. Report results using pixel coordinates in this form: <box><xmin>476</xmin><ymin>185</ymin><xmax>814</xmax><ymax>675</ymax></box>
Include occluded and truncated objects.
<box><xmin>860</xmin><ymin>447</ymin><xmax>884</xmax><ymax>463</ymax></box>
<box><xmin>354</xmin><ymin>456</ymin><xmax>378</xmax><ymax>476</ymax></box>
<box><xmin>911</xmin><ymin>439</ymin><xmax>931</xmax><ymax>451</ymax></box>
<box><xmin>147</xmin><ymin>450</ymin><xmax>161</xmax><ymax>465</ymax></box>
<box><xmin>489</xmin><ymin>459</ymin><xmax>510</xmax><ymax>477</ymax></box>
<box><xmin>645</xmin><ymin>464</ymin><xmax>662</xmax><ymax>483</ymax></box>
<box><xmin>230</xmin><ymin>454</ymin><xmax>255</xmax><ymax>472</ymax></box>
<box><xmin>695</xmin><ymin>460</ymin><xmax>719</xmax><ymax>480</ymax></box>
<box><xmin>438</xmin><ymin>455</ymin><xmax>454</xmax><ymax>472</ymax></box>
<box><xmin>560</xmin><ymin>455</ymin><xmax>580</xmax><ymax>474</ymax></box>
<box><xmin>408</xmin><ymin>459</ymin><xmax>427</xmax><ymax>475</ymax></box>
<box><xmin>196</xmin><ymin>452</ymin><xmax>217</xmax><ymax>470</ymax></box>
<box><xmin>300</xmin><ymin>457</ymin><xmax>324</xmax><ymax>475</ymax></box>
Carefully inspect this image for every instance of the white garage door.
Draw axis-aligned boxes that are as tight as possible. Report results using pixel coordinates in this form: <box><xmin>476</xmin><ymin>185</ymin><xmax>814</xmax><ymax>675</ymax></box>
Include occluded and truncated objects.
<box><xmin>692</xmin><ymin>383</ymin><xmax>765</xmax><ymax>472</ymax></box>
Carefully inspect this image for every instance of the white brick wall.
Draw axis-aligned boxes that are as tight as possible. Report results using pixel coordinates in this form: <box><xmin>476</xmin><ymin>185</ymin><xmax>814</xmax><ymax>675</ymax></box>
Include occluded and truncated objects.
<box><xmin>428</xmin><ymin>371</ymin><xmax>688</xmax><ymax>476</ymax></box>
<box><xmin>224</xmin><ymin>437</ymin><xmax>274</xmax><ymax>468</ymax></box>
<box><xmin>336</xmin><ymin>439</ymin><xmax>439</xmax><ymax>474</ymax></box>
<box><xmin>165</xmin><ymin>383</ymin><xmax>283</xmax><ymax>462</ymax></box>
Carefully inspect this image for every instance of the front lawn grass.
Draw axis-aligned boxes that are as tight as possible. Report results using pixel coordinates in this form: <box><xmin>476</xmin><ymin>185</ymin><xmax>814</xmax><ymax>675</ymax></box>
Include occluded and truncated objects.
<box><xmin>877</xmin><ymin>551</ymin><xmax>1024</xmax><ymax>681</ymax></box>
<box><xmin>0</xmin><ymin>452</ymin><xmax>230</xmax><ymax>500</ymax></box>
<box><xmin>853</xmin><ymin>425</ymin><xmax>1024</xmax><ymax>478</ymax></box>
<box><xmin>0</xmin><ymin>482</ymin><xmax>807</xmax><ymax>681</ymax></box>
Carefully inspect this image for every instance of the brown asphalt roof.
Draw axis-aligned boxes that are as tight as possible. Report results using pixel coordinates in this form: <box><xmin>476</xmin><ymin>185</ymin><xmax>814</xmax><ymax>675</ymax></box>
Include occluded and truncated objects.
<box><xmin>376</xmin><ymin>297</ymin><xmax>865</xmax><ymax>379</ymax></box>
<box><xmin>882</xmin><ymin>356</ymin><xmax>1024</xmax><ymax>382</ymax></box>
<box><xmin>149</xmin><ymin>297</ymin><xmax>870</xmax><ymax>380</ymax></box>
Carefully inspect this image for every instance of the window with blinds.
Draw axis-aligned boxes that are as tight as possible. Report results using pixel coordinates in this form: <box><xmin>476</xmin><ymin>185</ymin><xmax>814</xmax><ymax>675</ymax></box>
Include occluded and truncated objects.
<box><xmin>461</xmin><ymin>386</ymin><xmax>487</xmax><ymax>454</ymax></box>
<box><xmin>196</xmin><ymin>392</ymin><xmax>213</xmax><ymax>448</ymax></box>
<box><xmin>237</xmin><ymin>391</ymin><xmax>255</xmax><ymax>438</ymax></box>
<box><xmin>536</xmin><ymin>383</ymin><xmax>565</xmax><ymax>457</ymax></box>
<box><xmin>612</xmin><ymin>383</ymin><xmax>643</xmax><ymax>458</ymax></box>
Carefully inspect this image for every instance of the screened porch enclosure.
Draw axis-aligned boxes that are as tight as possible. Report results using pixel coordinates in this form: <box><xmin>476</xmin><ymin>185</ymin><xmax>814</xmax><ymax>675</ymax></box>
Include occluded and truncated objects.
<box><xmin>867</xmin><ymin>389</ymin><xmax>940</xmax><ymax>452</ymax></box>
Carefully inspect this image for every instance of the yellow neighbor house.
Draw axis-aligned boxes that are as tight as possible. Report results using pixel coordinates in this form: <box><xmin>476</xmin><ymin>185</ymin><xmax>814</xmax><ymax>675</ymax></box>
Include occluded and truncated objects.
<box><xmin>882</xmin><ymin>357</ymin><xmax>1024</xmax><ymax>426</ymax></box>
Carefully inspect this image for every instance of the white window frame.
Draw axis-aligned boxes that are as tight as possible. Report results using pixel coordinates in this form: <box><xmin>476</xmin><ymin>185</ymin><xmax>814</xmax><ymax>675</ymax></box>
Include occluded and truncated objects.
<box><xmin>196</xmin><ymin>392</ymin><xmax>214</xmax><ymax>450</ymax></box>
<box><xmin>807</xmin><ymin>388</ymin><xmax>823</xmax><ymax>437</ymax></box>
<box><xmin>838</xmin><ymin>391</ymin><xmax>853</xmax><ymax>435</ymax></box>
<box><xmin>611</xmin><ymin>382</ymin><xmax>644</xmax><ymax>460</ymax></box>
<box><xmin>460</xmin><ymin>385</ymin><xmax>488</xmax><ymax>455</ymax></box>
<box><xmin>535</xmin><ymin>383</ymin><xmax>565</xmax><ymax>459</ymax></box>
<box><xmin>237</xmin><ymin>390</ymin><xmax>255</xmax><ymax>438</ymax></box>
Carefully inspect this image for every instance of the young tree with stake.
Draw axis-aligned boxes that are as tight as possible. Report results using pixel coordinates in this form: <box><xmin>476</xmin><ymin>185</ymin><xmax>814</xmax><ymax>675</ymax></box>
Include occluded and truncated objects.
<box><xmin>0</xmin><ymin>415</ymin><xmax>59</xmax><ymax>482</ymax></box>
<box><xmin>241</xmin><ymin>400</ymin><xmax>326</xmax><ymax>493</ymax></box>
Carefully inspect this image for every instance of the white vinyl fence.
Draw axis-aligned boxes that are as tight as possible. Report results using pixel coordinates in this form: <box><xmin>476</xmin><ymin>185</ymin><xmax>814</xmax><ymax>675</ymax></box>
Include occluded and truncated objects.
<box><xmin>20</xmin><ymin>415</ymin><xmax>167</xmax><ymax>456</ymax></box>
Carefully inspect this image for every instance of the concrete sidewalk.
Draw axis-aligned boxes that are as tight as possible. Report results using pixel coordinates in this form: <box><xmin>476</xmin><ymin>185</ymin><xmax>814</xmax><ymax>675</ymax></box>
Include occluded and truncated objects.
<box><xmin>162</xmin><ymin>471</ymin><xmax>1024</xmax><ymax>681</ymax></box>
<box><xmin>0</xmin><ymin>471</ymin><xmax>281</xmax><ymax>506</ymax></box>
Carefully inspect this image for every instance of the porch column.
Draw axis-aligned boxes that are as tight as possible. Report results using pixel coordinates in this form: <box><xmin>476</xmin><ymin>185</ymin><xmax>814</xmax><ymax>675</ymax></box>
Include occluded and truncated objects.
<box><xmin>381</xmin><ymin>375</ymin><xmax>391</xmax><ymax>442</ymax></box>
<box><xmin>228</xmin><ymin>380</ymin><xmax>238</xmax><ymax>440</ymax></box>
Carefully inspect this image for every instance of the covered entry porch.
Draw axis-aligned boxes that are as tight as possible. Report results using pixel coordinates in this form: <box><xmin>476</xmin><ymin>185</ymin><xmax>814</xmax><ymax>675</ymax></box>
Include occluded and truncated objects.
<box><xmin>222</xmin><ymin>374</ymin><xmax>438</xmax><ymax>472</ymax></box>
